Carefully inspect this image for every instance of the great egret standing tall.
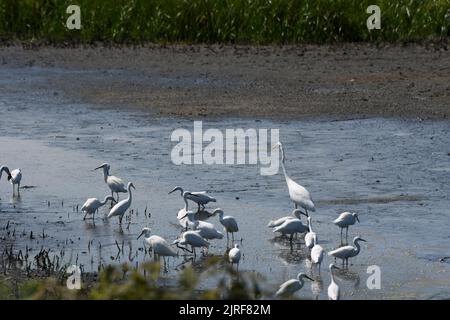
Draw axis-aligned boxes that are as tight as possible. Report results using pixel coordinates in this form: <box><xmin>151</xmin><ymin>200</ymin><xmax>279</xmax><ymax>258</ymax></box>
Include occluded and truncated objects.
<box><xmin>213</xmin><ymin>208</ymin><xmax>239</xmax><ymax>241</ymax></box>
<box><xmin>273</xmin><ymin>142</ymin><xmax>315</xmax><ymax>215</ymax></box>
<box><xmin>169</xmin><ymin>186</ymin><xmax>216</xmax><ymax>211</ymax></box>
<box><xmin>95</xmin><ymin>163</ymin><xmax>127</xmax><ymax>202</ymax></box>
<box><xmin>328</xmin><ymin>264</ymin><xmax>340</xmax><ymax>300</ymax></box>
<box><xmin>107</xmin><ymin>182</ymin><xmax>135</xmax><ymax>224</ymax></box>
<box><xmin>328</xmin><ymin>236</ymin><xmax>367</xmax><ymax>267</ymax></box>
<box><xmin>81</xmin><ymin>195</ymin><xmax>116</xmax><ymax>220</ymax></box>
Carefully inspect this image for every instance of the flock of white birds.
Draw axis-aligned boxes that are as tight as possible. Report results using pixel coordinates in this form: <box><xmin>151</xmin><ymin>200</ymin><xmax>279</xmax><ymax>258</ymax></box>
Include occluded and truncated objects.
<box><xmin>0</xmin><ymin>142</ymin><xmax>367</xmax><ymax>300</ymax></box>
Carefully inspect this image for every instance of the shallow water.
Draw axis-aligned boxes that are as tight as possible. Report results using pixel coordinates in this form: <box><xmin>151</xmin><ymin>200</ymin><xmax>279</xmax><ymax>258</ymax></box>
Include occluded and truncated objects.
<box><xmin>1</xmin><ymin>66</ymin><xmax>450</xmax><ymax>299</ymax></box>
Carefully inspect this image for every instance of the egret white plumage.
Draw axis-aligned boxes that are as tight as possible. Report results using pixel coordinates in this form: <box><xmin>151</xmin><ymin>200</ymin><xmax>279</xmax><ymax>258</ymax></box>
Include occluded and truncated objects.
<box><xmin>9</xmin><ymin>169</ymin><xmax>22</xmax><ymax>195</ymax></box>
<box><xmin>107</xmin><ymin>182</ymin><xmax>135</xmax><ymax>224</ymax></box>
<box><xmin>334</xmin><ymin>212</ymin><xmax>360</xmax><ymax>243</ymax></box>
<box><xmin>273</xmin><ymin>142</ymin><xmax>315</xmax><ymax>215</ymax></box>
<box><xmin>272</xmin><ymin>217</ymin><xmax>309</xmax><ymax>242</ymax></box>
<box><xmin>81</xmin><ymin>195</ymin><xmax>116</xmax><ymax>220</ymax></box>
<box><xmin>328</xmin><ymin>236</ymin><xmax>367</xmax><ymax>267</ymax></box>
<box><xmin>138</xmin><ymin>227</ymin><xmax>177</xmax><ymax>266</ymax></box>
<box><xmin>169</xmin><ymin>186</ymin><xmax>216</xmax><ymax>211</ymax></box>
<box><xmin>95</xmin><ymin>163</ymin><xmax>127</xmax><ymax>201</ymax></box>
<box><xmin>304</xmin><ymin>216</ymin><xmax>316</xmax><ymax>249</ymax></box>
<box><xmin>310</xmin><ymin>235</ymin><xmax>324</xmax><ymax>272</ymax></box>
<box><xmin>177</xmin><ymin>192</ymin><xmax>196</xmax><ymax>229</ymax></box>
<box><xmin>267</xmin><ymin>209</ymin><xmax>307</xmax><ymax>228</ymax></box>
<box><xmin>173</xmin><ymin>230</ymin><xmax>209</xmax><ymax>256</ymax></box>
<box><xmin>228</xmin><ymin>244</ymin><xmax>241</xmax><ymax>268</ymax></box>
<box><xmin>327</xmin><ymin>264</ymin><xmax>340</xmax><ymax>300</ymax></box>
<box><xmin>213</xmin><ymin>208</ymin><xmax>239</xmax><ymax>241</ymax></box>
<box><xmin>275</xmin><ymin>273</ymin><xmax>314</xmax><ymax>297</ymax></box>
<box><xmin>180</xmin><ymin>210</ymin><xmax>223</xmax><ymax>240</ymax></box>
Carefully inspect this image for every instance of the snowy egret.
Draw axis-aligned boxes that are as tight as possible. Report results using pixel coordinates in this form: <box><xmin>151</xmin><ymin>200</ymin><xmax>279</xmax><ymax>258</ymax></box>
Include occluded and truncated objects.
<box><xmin>213</xmin><ymin>208</ymin><xmax>239</xmax><ymax>241</ymax></box>
<box><xmin>272</xmin><ymin>217</ymin><xmax>309</xmax><ymax>242</ymax></box>
<box><xmin>267</xmin><ymin>209</ymin><xmax>308</xmax><ymax>228</ymax></box>
<box><xmin>328</xmin><ymin>264</ymin><xmax>340</xmax><ymax>300</ymax></box>
<box><xmin>107</xmin><ymin>182</ymin><xmax>135</xmax><ymax>224</ymax></box>
<box><xmin>138</xmin><ymin>227</ymin><xmax>177</xmax><ymax>266</ymax></box>
<box><xmin>328</xmin><ymin>236</ymin><xmax>367</xmax><ymax>267</ymax></box>
<box><xmin>304</xmin><ymin>216</ymin><xmax>316</xmax><ymax>249</ymax></box>
<box><xmin>334</xmin><ymin>212</ymin><xmax>360</xmax><ymax>243</ymax></box>
<box><xmin>228</xmin><ymin>244</ymin><xmax>241</xmax><ymax>268</ymax></box>
<box><xmin>95</xmin><ymin>163</ymin><xmax>127</xmax><ymax>201</ymax></box>
<box><xmin>273</xmin><ymin>142</ymin><xmax>315</xmax><ymax>214</ymax></box>
<box><xmin>81</xmin><ymin>195</ymin><xmax>116</xmax><ymax>220</ymax></box>
<box><xmin>169</xmin><ymin>186</ymin><xmax>216</xmax><ymax>211</ymax></box>
<box><xmin>8</xmin><ymin>169</ymin><xmax>22</xmax><ymax>195</ymax></box>
<box><xmin>173</xmin><ymin>230</ymin><xmax>209</xmax><ymax>257</ymax></box>
<box><xmin>180</xmin><ymin>210</ymin><xmax>223</xmax><ymax>240</ymax></box>
<box><xmin>276</xmin><ymin>273</ymin><xmax>314</xmax><ymax>297</ymax></box>
<box><xmin>310</xmin><ymin>235</ymin><xmax>324</xmax><ymax>272</ymax></box>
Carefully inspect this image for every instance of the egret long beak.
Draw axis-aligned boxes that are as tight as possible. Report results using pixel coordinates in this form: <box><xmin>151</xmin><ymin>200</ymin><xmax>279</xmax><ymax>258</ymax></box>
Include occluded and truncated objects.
<box><xmin>168</xmin><ymin>189</ymin><xmax>176</xmax><ymax>195</ymax></box>
<box><xmin>359</xmin><ymin>238</ymin><xmax>367</xmax><ymax>242</ymax></box>
<box><xmin>305</xmin><ymin>275</ymin><xmax>314</xmax><ymax>281</ymax></box>
<box><xmin>356</xmin><ymin>215</ymin><xmax>360</xmax><ymax>223</ymax></box>
<box><xmin>7</xmin><ymin>174</ymin><xmax>12</xmax><ymax>181</ymax></box>
<box><xmin>94</xmin><ymin>165</ymin><xmax>104</xmax><ymax>170</ymax></box>
<box><xmin>137</xmin><ymin>232</ymin><xmax>144</xmax><ymax>239</ymax></box>
<box><xmin>179</xmin><ymin>213</ymin><xmax>188</xmax><ymax>220</ymax></box>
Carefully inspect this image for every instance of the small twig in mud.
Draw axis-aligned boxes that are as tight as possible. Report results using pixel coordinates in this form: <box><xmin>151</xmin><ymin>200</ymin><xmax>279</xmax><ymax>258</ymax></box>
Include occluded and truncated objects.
<box><xmin>115</xmin><ymin>240</ymin><xmax>121</xmax><ymax>253</ymax></box>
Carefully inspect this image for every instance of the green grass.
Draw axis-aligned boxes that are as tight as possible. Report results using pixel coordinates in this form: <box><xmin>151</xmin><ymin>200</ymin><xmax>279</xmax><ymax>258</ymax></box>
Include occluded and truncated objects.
<box><xmin>0</xmin><ymin>0</ymin><xmax>449</xmax><ymax>44</ymax></box>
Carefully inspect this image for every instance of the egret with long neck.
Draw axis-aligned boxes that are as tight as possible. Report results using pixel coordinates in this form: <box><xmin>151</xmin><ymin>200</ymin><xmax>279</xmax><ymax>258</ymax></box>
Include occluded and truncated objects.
<box><xmin>107</xmin><ymin>182</ymin><xmax>135</xmax><ymax>224</ymax></box>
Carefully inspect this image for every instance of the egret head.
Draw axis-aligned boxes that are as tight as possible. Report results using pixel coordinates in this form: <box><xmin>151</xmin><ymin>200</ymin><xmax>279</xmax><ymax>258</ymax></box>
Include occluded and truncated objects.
<box><xmin>95</xmin><ymin>163</ymin><xmax>110</xmax><ymax>171</ymax></box>
<box><xmin>128</xmin><ymin>182</ymin><xmax>136</xmax><ymax>190</ymax></box>
<box><xmin>297</xmin><ymin>273</ymin><xmax>314</xmax><ymax>282</ymax></box>
<box><xmin>169</xmin><ymin>186</ymin><xmax>183</xmax><ymax>195</ymax></box>
<box><xmin>353</xmin><ymin>212</ymin><xmax>360</xmax><ymax>223</ymax></box>
<box><xmin>329</xmin><ymin>264</ymin><xmax>340</xmax><ymax>271</ymax></box>
<box><xmin>234</xmin><ymin>244</ymin><xmax>240</xmax><ymax>249</ymax></box>
<box><xmin>272</xmin><ymin>141</ymin><xmax>282</xmax><ymax>150</ymax></box>
<box><xmin>137</xmin><ymin>227</ymin><xmax>151</xmax><ymax>239</ymax></box>
<box><xmin>354</xmin><ymin>236</ymin><xmax>367</xmax><ymax>243</ymax></box>
<box><xmin>0</xmin><ymin>166</ymin><xmax>11</xmax><ymax>181</ymax></box>
<box><xmin>293</xmin><ymin>209</ymin><xmax>308</xmax><ymax>218</ymax></box>
<box><xmin>212</xmin><ymin>208</ymin><xmax>224</xmax><ymax>216</ymax></box>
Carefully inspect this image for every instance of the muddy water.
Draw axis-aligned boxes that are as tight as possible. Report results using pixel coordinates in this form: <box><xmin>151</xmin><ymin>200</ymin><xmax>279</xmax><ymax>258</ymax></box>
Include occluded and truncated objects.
<box><xmin>1</xmin><ymin>67</ymin><xmax>450</xmax><ymax>300</ymax></box>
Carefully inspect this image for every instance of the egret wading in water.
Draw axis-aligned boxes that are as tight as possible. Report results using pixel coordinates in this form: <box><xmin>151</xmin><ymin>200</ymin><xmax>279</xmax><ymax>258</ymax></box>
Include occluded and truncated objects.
<box><xmin>169</xmin><ymin>186</ymin><xmax>216</xmax><ymax>211</ymax></box>
<box><xmin>273</xmin><ymin>142</ymin><xmax>315</xmax><ymax>215</ymax></box>
<box><xmin>228</xmin><ymin>244</ymin><xmax>241</xmax><ymax>270</ymax></box>
<box><xmin>107</xmin><ymin>182</ymin><xmax>135</xmax><ymax>224</ymax></box>
<box><xmin>213</xmin><ymin>208</ymin><xmax>239</xmax><ymax>242</ymax></box>
<box><xmin>81</xmin><ymin>195</ymin><xmax>116</xmax><ymax>220</ymax></box>
<box><xmin>138</xmin><ymin>227</ymin><xmax>177</xmax><ymax>268</ymax></box>
<box><xmin>267</xmin><ymin>209</ymin><xmax>308</xmax><ymax>228</ymax></box>
<box><xmin>310</xmin><ymin>235</ymin><xmax>324</xmax><ymax>272</ymax></box>
<box><xmin>272</xmin><ymin>216</ymin><xmax>309</xmax><ymax>243</ymax></box>
<box><xmin>95</xmin><ymin>163</ymin><xmax>127</xmax><ymax>202</ymax></box>
<box><xmin>0</xmin><ymin>166</ymin><xmax>20</xmax><ymax>195</ymax></box>
<box><xmin>180</xmin><ymin>210</ymin><xmax>224</xmax><ymax>240</ymax></box>
<box><xmin>304</xmin><ymin>216</ymin><xmax>316</xmax><ymax>249</ymax></box>
<box><xmin>328</xmin><ymin>264</ymin><xmax>340</xmax><ymax>300</ymax></box>
<box><xmin>173</xmin><ymin>230</ymin><xmax>209</xmax><ymax>257</ymax></box>
<box><xmin>334</xmin><ymin>212</ymin><xmax>360</xmax><ymax>244</ymax></box>
<box><xmin>276</xmin><ymin>273</ymin><xmax>314</xmax><ymax>298</ymax></box>
<box><xmin>328</xmin><ymin>236</ymin><xmax>367</xmax><ymax>267</ymax></box>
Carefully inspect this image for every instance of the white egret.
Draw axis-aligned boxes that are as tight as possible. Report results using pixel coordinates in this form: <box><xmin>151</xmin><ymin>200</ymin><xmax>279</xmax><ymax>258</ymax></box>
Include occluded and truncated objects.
<box><xmin>272</xmin><ymin>218</ymin><xmax>309</xmax><ymax>242</ymax></box>
<box><xmin>273</xmin><ymin>142</ymin><xmax>315</xmax><ymax>215</ymax></box>
<box><xmin>169</xmin><ymin>186</ymin><xmax>216</xmax><ymax>211</ymax></box>
<box><xmin>95</xmin><ymin>163</ymin><xmax>127</xmax><ymax>201</ymax></box>
<box><xmin>310</xmin><ymin>235</ymin><xmax>324</xmax><ymax>272</ymax></box>
<box><xmin>107</xmin><ymin>182</ymin><xmax>135</xmax><ymax>224</ymax></box>
<box><xmin>180</xmin><ymin>210</ymin><xmax>223</xmax><ymax>240</ymax></box>
<box><xmin>334</xmin><ymin>212</ymin><xmax>360</xmax><ymax>243</ymax></box>
<box><xmin>213</xmin><ymin>208</ymin><xmax>239</xmax><ymax>241</ymax></box>
<box><xmin>81</xmin><ymin>195</ymin><xmax>116</xmax><ymax>220</ymax></box>
<box><xmin>173</xmin><ymin>230</ymin><xmax>210</xmax><ymax>257</ymax></box>
<box><xmin>177</xmin><ymin>192</ymin><xmax>195</xmax><ymax>229</ymax></box>
<box><xmin>328</xmin><ymin>236</ymin><xmax>367</xmax><ymax>267</ymax></box>
<box><xmin>267</xmin><ymin>209</ymin><xmax>308</xmax><ymax>228</ymax></box>
<box><xmin>327</xmin><ymin>264</ymin><xmax>340</xmax><ymax>300</ymax></box>
<box><xmin>304</xmin><ymin>216</ymin><xmax>316</xmax><ymax>249</ymax></box>
<box><xmin>138</xmin><ymin>227</ymin><xmax>177</xmax><ymax>266</ymax></box>
<box><xmin>9</xmin><ymin>169</ymin><xmax>22</xmax><ymax>195</ymax></box>
<box><xmin>276</xmin><ymin>273</ymin><xmax>314</xmax><ymax>297</ymax></box>
<box><xmin>228</xmin><ymin>244</ymin><xmax>241</xmax><ymax>269</ymax></box>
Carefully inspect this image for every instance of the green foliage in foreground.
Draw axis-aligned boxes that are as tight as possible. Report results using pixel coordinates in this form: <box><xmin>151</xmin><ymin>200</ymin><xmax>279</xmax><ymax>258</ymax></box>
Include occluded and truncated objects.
<box><xmin>0</xmin><ymin>0</ymin><xmax>449</xmax><ymax>44</ymax></box>
<box><xmin>0</xmin><ymin>257</ymin><xmax>266</xmax><ymax>300</ymax></box>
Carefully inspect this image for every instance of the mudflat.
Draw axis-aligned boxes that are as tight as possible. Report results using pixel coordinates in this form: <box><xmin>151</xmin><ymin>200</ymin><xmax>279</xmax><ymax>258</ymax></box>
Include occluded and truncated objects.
<box><xmin>0</xmin><ymin>43</ymin><xmax>449</xmax><ymax>120</ymax></box>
